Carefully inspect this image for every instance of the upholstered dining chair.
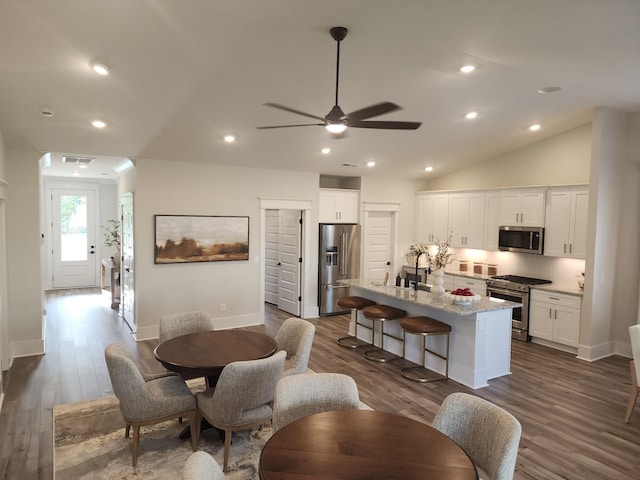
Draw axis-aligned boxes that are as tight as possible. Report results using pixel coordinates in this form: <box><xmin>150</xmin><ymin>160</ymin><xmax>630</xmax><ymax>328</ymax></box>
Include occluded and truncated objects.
<box><xmin>182</xmin><ymin>451</ymin><xmax>224</xmax><ymax>480</ymax></box>
<box><xmin>274</xmin><ymin>317</ymin><xmax>315</xmax><ymax>377</ymax></box>
<box><xmin>158</xmin><ymin>310</ymin><xmax>216</xmax><ymax>344</ymax></box>
<box><xmin>272</xmin><ymin>372</ymin><xmax>361</xmax><ymax>432</ymax></box>
<box><xmin>104</xmin><ymin>343</ymin><xmax>198</xmax><ymax>467</ymax></box>
<box><xmin>195</xmin><ymin>350</ymin><xmax>286</xmax><ymax>471</ymax></box>
<box><xmin>432</xmin><ymin>392</ymin><xmax>522</xmax><ymax>480</ymax></box>
<box><xmin>624</xmin><ymin>324</ymin><xmax>640</xmax><ymax>422</ymax></box>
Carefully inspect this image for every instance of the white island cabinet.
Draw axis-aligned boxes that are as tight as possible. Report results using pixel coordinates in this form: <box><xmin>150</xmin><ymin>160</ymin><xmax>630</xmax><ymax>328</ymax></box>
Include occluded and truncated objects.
<box><xmin>341</xmin><ymin>279</ymin><xmax>520</xmax><ymax>389</ymax></box>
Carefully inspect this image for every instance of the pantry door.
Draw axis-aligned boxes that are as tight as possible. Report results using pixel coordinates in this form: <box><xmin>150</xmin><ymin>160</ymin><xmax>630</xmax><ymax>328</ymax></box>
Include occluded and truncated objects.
<box><xmin>51</xmin><ymin>187</ymin><xmax>99</xmax><ymax>288</ymax></box>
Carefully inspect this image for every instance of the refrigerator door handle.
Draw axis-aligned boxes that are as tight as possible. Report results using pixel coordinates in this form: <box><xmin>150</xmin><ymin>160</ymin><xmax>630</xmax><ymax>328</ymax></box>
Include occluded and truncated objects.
<box><xmin>339</xmin><ymin>232</ymin><xmax>346</xmax><ymax>276</ymax></box>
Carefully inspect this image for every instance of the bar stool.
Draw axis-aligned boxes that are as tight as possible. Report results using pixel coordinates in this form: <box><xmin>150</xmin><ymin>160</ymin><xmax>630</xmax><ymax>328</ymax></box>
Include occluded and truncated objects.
<box><xmin>400</xmin><ymin>316</ymin><xmax>451</xmax><ymax>382</ymax></box>
<box><xmin>336</xmin><ymin>296</ymin><xmax>377</xmax><ymax>349</ymax></box>
<box><xmin>361</xmin><ymin>304</ymin><xmax>406</xmax><ymax>363</ymax></box>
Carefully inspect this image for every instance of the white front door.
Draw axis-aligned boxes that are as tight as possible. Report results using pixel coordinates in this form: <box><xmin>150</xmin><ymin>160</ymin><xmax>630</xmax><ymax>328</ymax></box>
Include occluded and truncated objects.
<box><xmin>277</xmin><ymin>210</ymin><xmax>301</xmax><ymax>316</ymax></box>
<box><xmin>364</xmin><ymin>211</ymin><xmax>393</xmax><ymax>281</ymax></box>
<box><xmin>51</xmin><ymin>187</ymin><xmax>98</xmax><ymax>288</ymax></box>
<box><xmin>121</xmin><ymin>194</ymin><xmax>135</xmax><ymax>332</ymax></box>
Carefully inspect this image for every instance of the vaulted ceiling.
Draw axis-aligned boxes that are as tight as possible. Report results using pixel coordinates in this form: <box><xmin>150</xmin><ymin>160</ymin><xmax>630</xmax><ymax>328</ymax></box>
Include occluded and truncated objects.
<box><xmin>1</xmin><ymin>1</ymin><xmax>638</xmax><ymax>180</ymax></box>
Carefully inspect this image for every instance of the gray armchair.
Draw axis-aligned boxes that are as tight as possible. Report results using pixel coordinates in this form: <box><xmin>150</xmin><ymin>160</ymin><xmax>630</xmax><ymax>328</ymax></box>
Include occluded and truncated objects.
<box><xmin>274</xmin><ymin>317</ymin><xmax>315</xmax><ymax>376</ymax></box>
<box><xmin>272</xmin><ymin>372</ymin><xmax>361</xmax><ymax>432</ymax></box>
<box><xmin>159</xmin><ymin>311</ymin><xmax>216</xmax><ymax>344</ymax></box>
<box><xmin>104</xmin><ymin>343</ymin><xmax>198</xmax><ymax>467</ymax></box>
<box><xmin>195</xmin><ymin>350</ymin><xmax>286</xmax><ymax>471</ymax></box>
<box><xmin>432</xmin><ymin>392</ymin><xmax>522</xmax><ymax>480</ymax></box>
<box><xmin>182</xmin><ymin>451</ymin><xmax>224</xmax><ymax>480</ymax></box>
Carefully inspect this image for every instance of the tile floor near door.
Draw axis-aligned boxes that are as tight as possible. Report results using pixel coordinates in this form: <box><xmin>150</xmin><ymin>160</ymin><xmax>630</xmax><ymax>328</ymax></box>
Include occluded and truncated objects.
<box><xmin>0</xmin><ymin>288</ymin><xmax>639</xmax><ymax>479</ymax></box>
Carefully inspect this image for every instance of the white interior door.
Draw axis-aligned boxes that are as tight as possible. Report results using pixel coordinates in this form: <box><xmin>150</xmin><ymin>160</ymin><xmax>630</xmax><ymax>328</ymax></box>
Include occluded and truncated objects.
<box><xmin>364</xmin><ymin>211</ymin><xmax>393</xmax><ymax>281</ymax></box>
<box><xmin>51</xmin><ymin>187</ymin><xmax>98</xmax><ymax>288</ymax></box>
<box><xmin>277</xmin><ymin>210</ymin><xmax>301</xmax><ymax>316</ymax></box>
<box><xmin>121</xmin><ymin>194</ymin><xmax>135</xmax><ymax>332</ymax></box>
<box><xmin>264</xmin><ymin>209</ymin><xmax>279</xmax><ymax>305</ymax></box>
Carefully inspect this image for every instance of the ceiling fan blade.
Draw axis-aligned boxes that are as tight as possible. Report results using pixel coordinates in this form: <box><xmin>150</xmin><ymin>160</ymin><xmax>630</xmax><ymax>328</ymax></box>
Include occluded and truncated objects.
<box><xmin>263</xmin><ymin>103</ymin><xmax>326</xmax><ymax>122</ymax></box>
<box><xmin>349</xmin><ymin>120</ymin><xmax>422</xmax><ymax>130</ymax></box>
<box><xmin>345</xmin><ymin>102</ymin><xmax>401</xmax><ymax>122</ymax></box>
<box><xmin>256</xmin><ymin>123</ymin><xmax>324</xmax><ymax>129</ymax></box>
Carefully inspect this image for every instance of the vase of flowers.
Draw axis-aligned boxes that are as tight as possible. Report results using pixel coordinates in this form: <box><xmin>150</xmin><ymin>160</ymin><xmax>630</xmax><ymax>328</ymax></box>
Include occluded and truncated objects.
<box><xmin>102</xmin><ymin>219</ymin><xmax>121</xmax><ymax>266</ymax></box>
<box><xmin>429</xmin><ymin>232</ymin><xmax>455</xmax><ymax>299</ymax></box>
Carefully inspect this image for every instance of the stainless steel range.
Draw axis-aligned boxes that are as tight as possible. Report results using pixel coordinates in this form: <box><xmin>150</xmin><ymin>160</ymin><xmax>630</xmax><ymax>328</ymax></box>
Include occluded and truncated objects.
<box><xmin>486</xmin><ymin>275</ymin><xmax>552</xmax><ymax>342</ymax></box>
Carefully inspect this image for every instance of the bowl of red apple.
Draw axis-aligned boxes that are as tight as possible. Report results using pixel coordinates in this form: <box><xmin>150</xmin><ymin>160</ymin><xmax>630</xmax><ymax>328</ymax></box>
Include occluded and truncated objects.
<box><xmin>445</xmin><ymin>288</ymin><xmax>481</xmax><ymax>305</ymax></box>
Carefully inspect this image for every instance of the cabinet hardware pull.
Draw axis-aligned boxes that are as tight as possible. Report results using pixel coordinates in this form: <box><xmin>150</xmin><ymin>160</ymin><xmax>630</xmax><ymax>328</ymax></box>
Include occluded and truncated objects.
<box><xmin>549</xmin><ymin>308</ymin><xmax>552</xmax><ymax>318</ymax></box>
<box><xmin>554</xmin><ymin>309</ymin><xmax>557</xmax><ymax>319</ymax></box>
<box><xmin>563</xmin><ymin>243</ymin><xmax>567</xmax><ymax>253</ymax></box>
<box><xmin>569</xmin><ymin>244</ymin><xmax>572</xmax><ymax>253</ymax></box>
<box><xmin>549</xmin><ymin>296</ymin><xmax>560</xmax><ymax>300</ymax></box>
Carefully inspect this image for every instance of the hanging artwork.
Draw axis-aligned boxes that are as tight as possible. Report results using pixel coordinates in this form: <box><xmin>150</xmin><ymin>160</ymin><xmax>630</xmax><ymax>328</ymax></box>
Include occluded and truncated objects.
<box><xmin>154</xmin><ymin>215</ymin><xmax>249</xmax><ymax>264</ymax></box>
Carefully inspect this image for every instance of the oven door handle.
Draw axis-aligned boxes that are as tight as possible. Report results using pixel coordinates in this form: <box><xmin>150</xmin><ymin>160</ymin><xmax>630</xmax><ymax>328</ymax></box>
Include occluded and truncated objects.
<box><xmin>487</xmin><ymin>287</ymin><xmax>526</xmax><ymax>298</ymax></box>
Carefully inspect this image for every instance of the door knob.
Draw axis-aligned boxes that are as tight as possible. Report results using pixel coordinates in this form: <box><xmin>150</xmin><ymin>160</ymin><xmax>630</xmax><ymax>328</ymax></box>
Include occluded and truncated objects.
<box><xmin>277</xmin><ymin>262</ymin><xmax>281</xmax><ymax>266</ymax></box>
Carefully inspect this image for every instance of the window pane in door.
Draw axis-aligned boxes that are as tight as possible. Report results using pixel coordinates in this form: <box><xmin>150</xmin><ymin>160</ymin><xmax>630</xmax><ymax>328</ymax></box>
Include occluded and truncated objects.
<box><xmin>60</xmin><ymin>195</ymin><xmax>88</xmax><ymax>261</ymax></box>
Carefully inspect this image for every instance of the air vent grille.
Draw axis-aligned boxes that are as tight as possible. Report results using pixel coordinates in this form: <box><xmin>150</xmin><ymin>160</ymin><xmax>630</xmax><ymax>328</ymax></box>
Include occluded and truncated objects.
<box><xmin>62</xmin><ymin>156</ymin><xmax>95</xmax><ymax>165</ymax></box>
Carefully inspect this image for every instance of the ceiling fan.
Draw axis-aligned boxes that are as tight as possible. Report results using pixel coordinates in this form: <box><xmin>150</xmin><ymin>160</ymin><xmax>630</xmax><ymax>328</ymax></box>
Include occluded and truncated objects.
<box><xmin>257</xmin><ymin>26</ymin><xmax>422</xmax><ymax>135</ymax></box>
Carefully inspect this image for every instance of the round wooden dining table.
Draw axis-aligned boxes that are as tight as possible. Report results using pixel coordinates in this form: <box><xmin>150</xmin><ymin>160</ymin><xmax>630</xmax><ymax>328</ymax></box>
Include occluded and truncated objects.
<box><xmin>259</xmin><ymin>409</ymin><xmax>478</xmax><ymax>480</ymax></box>
<box><xmin>154</xmin><ymin>329</ymin><xmax>278</xmax><ymax>384</ymax></box>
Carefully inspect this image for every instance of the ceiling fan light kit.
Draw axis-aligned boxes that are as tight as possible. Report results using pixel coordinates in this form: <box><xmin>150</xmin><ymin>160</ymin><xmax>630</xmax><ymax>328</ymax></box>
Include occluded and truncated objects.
<box><xmin>258</xmin><ymin>26</ymin><xmax>421</xmax><ymax>135</ymax></box>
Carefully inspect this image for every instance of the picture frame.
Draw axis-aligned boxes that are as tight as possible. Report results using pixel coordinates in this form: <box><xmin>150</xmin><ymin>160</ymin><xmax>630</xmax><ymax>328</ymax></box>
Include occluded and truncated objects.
<box><xmin>154</xmin><ymin>215</ymin><xmax>249</xmax><ymax>264</ymax></box>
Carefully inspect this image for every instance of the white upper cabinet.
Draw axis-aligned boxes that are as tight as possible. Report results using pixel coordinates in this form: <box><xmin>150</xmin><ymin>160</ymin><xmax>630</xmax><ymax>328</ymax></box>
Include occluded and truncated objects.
<box><xmin>319</xmin><ymin>189</ymin><xmax>359</xmax><ymax>223</ymax></box>
<box><xmin>544</xmin><ymin>186</ymin><xmax>589</xmax><ymax>258</ymax></box>
<box><xmin>417</xmin><ymin>193</ymin><xmax>449</xmax><ymax>243</ymax></box>
<box><xmin>484</xmin><ymin>192</ymin><xmax>501</xmax><ymax>251</ymax></box>
<box><xmin>448</xmin><ymin>191</ymin><xmax>485</xmax><ymax>249</ymax></box>
<box><xmin>499</xmin><ymin>188</ymin><xmax>546</xmax><ymax>226</ymax></box>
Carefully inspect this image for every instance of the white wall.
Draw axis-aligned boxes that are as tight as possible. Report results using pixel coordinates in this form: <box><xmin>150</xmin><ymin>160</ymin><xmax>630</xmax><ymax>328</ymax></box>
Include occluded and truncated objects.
<box><xmin>5</xmin><ymin>148</ymin><xmax>44</xmax><ymax>358</ymax></box>
<box><xmin>132</xmin><ymin>159</ymin><xmax>320</xmax><ymax>339</ymax></box>
<box><xmin>0</xmin><ymin>130</ymin><xmax>7</xmax><ymax>403</ymax></box>
<box><xmin>422</xmin><ymin>124</ymin><xmax>592</xmax><ymax>190</ymax></box>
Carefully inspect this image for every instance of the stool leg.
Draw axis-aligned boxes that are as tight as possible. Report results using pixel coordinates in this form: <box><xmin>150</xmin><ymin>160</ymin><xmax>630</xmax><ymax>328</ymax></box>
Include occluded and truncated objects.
<box><xmin>363</xmin><ymin>319</ymin><xmax>403</xmax><ymax>363</ymax></box>
<box><xmin>401</xmin><ymin>332</ymin><xmax>449</xmax><ymax>383</ymax></box>
<box><xmin>337</xmin><ymin>308</ymin><xmax>369</xmax><ymax>349</ymax></box>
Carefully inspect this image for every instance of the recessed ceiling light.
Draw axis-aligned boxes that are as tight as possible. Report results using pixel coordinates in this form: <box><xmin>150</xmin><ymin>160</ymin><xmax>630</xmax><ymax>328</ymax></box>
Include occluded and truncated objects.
<box><xmin>91</xmin><ymin>62</ymin><xmax>110</xmax><ymax>76</ymax></box>
<box><xmin>460</xmin><ymin>65</ymin><xmax>475</xmax><ymax>73</ymax></box>
<box><xmin>537</xmin><ymin>86</ymin><xmax>561</xmax><ymax>94</ymax></box>
<box><xmin>224</xmin><ymin>135</ymin><xmax>235</xmax><ymax>143</ymax></box>
<box><xmin>321</xmin><ymin>147</ymin><xmax>331</xmax><ymax>155</ymax></box>
<box><xmin>529</xmin><ymin>124</ymin><xmax>541</xmax><ymax>131</ymax></box>
<box><xmin>367</xmin><ymin>161</ymin><xmax>376</xmax><ymax>167</ymax></box>
<box><xmin>465</xmin><ymin>111</ymin><xmax>478</xmax><ymax>120</ymax></box>
<box><xmin>92</xmin><ymin>120</ymin><xmax>106</xmax><ymax>128</ymax></box>
<box><xmin>41</xmin><ymin>109</ymin><xmax>54</xmax><ymax>118</ymax></box>
<box><xmin>425</xmin><ymin>166</ymin><xmax>434</xmax><ymax>172</ymax></box>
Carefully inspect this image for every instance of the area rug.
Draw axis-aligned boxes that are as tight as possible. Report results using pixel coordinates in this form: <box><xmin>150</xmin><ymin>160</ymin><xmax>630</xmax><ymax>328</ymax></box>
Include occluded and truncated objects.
<box><xmin>54</xmin><ymin>378</ymin><xmax>372</xmax><ymax>479</ymax></box>
<box><xmin>53</xmin><ymin>379</ymin><xmax>270</xmax><ymax>479</ymax></box>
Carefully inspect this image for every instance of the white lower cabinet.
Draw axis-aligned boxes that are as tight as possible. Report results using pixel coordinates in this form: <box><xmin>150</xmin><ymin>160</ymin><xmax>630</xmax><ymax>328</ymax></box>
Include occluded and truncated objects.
<box><xmin>529</xmin><ymin>290</ymin><xmax>581</xmax><ymax>347</ymax></box>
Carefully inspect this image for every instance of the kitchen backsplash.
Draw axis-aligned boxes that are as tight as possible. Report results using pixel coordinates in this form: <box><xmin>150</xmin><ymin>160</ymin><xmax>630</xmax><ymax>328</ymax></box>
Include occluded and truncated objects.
<box><xmin>449</xmin><ymin>248</ymin><xmax>585</xmax><ymax>288</ymax></box>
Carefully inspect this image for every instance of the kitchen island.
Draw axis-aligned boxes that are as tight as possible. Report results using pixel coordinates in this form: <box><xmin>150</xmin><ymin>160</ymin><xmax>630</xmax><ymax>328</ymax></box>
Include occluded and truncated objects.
<box><xmin>341</xmin><ymin>279</ymin><xmax>521</xmax><ymax>389</ymax></box>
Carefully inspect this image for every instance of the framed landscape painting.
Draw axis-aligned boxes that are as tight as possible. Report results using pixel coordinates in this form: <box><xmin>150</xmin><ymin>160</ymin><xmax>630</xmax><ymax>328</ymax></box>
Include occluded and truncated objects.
<box><xmin>154</xmin><ymin>215</ymin><xmax>249</xmax><ymax>264</ymax></box>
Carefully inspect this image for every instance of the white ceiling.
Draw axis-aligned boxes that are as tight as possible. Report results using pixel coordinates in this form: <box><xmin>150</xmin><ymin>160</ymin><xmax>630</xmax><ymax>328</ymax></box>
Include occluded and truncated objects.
<box><xmin>1</xmin><ymin>1</ymin><xmax>639</xmax><ymax>180</ymax></box>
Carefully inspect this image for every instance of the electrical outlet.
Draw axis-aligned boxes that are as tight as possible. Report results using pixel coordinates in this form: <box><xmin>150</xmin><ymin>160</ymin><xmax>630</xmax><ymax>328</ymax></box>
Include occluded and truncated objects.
<box><xmin>220</xmin><ymin>304</ymin><xmax>227</xmax><ymax>312</ymax></box>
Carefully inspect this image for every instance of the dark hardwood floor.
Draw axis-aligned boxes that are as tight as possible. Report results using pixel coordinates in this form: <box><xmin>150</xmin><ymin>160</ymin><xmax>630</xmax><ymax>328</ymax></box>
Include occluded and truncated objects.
<box><xmin>1</xmin><ymin>288</ymin><xmax>639</xmax><ymax>479</ymax></box>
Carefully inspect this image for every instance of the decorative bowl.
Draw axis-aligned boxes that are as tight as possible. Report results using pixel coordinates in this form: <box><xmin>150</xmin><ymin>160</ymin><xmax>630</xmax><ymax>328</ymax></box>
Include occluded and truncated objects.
<box><xmin>445</xmin><ymin>292</ymin><xmax>481</xmax><ymax>305</ymax></box>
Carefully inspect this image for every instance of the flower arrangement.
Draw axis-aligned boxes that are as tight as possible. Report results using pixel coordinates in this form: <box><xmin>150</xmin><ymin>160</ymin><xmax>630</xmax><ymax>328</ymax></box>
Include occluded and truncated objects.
<box><xmin>102</xmin><ymin>219</ymin><xmax>121</xmax><ymax>248</ymax></box>
<box><xmin>431</xmin><ymin>232</ymin><xmax>455</xmax><ymax>270</ymax></box>
<box><xmin>406</xmin><ymin>232</ymin><xmax>455</xmax><ymax>270</ymax></box>
<box><xmin>405</xmin><ymin>243</ymin><xmax>431</xmax><ymax>265</ymax></box>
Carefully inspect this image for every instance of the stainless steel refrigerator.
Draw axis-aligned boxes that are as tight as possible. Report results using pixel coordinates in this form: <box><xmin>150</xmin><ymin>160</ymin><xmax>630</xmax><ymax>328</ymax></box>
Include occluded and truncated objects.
<box><xmin>319</xmin><ymin>223</ymin><xmax>361</xmax><ymax>316</ymax></box>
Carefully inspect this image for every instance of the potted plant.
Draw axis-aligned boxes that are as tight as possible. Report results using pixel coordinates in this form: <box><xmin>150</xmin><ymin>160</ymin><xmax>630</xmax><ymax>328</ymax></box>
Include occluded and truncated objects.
<box><xmin>102</xmin><ymin>219</ymin><xmax>121</xmax><ymax>265</ymax></box>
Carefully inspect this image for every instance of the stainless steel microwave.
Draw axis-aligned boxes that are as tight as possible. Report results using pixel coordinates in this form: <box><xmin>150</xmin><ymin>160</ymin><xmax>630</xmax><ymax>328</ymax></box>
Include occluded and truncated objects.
<box><xmin>498</xmin><ymin>226</ymin><xmax>544</xmax><ymax>254</ymax></box>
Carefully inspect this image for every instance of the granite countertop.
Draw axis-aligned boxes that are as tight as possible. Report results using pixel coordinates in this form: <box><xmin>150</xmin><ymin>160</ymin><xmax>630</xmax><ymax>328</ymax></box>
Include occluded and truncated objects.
<box><xmin>342</xmin><ymin>279</ymin><xmax>521</xmax><ymax>316</ymax></box>
<box><xmin>531</xmin><ymin>283</ymin><xmax>584</xmax><ymax>297</ymax></box>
